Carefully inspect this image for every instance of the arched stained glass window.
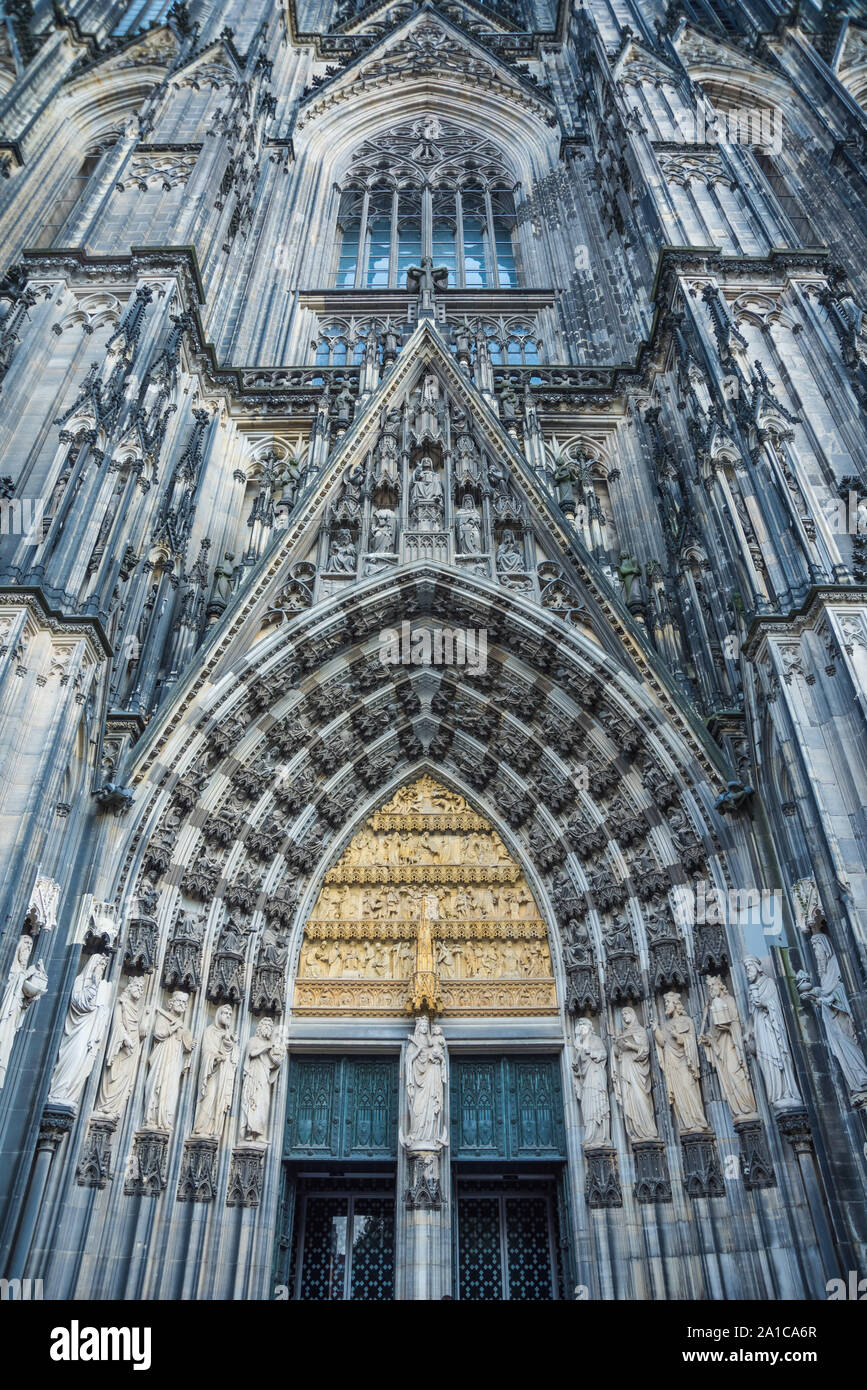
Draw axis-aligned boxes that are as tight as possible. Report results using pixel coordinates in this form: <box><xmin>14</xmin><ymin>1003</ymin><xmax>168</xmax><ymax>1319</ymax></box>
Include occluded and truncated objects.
<box><xmin>334</xmin><ymin>118</ymin><xmax>521</xmax><ymax>290</ymax></box>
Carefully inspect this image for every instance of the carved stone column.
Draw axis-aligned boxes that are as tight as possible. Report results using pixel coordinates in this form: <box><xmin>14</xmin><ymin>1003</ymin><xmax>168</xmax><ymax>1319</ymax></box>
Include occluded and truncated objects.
<box><xmin>6</xmin><ymin>1103</ymin><xmax>74</xmax><ymax>1278</ymax></box>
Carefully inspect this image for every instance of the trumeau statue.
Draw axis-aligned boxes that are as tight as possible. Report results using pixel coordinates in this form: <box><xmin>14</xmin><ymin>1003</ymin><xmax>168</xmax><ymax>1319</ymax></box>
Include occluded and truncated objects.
<box><xmin>94</xmin><ymin>977</ymin><xmax>149</xmax><ymax>1122</ymax></box>
<box><xmin>653</xmin><ymin>991</ymin><xmax>709</xmax><ymax>1134</ymax></box>
<box><xmin>401</xmin><ymin>1015</ymin><xmax>448</xmax><ymax>1152</ymax></box>
<box><xmin>611</xmin><ymin>1006</ymin><xmax>658</xmax><ymax>1142</ymax></box>
<box><xmin>48</xmin><ymin>955</ymin><xmax>112</xmax><ymax>1107</ymax></box>
<box><xmin>572</xmin><ymin>1018</ymin><xmax>611</xmax><ymax>1147</ymax></box>
<box><xmin>143</xmin><ymin>990</ymin><xmax>195</xmax><ymax>1131</ymax></box>
<box><xmin>192</xmin><ymin>1004</ymin><xmax>239</xmax><ymax>1140</ymax></box>
<box><xmin>0</xmin><ymin>936</ymin><xmax>48</xmax><ymax>1091</ymax></box>
<box><xmin>743</xmin><ymin>957</ymin><xmax>801</xmax><ymax>1108</ymax></box>
<box><xmin>699</xmin><ymin>976</ymin><xmax>757</xmax><ymax>1120</ymax></box>
<box><xmin>796</xmin><ymin>934</ymin><xmax>867</xmax><ymax>1098</ymax></box>
<box><xmin>241</xmin><ymin>1018</ymin><xmax>285</xmax><ymax>1142</ymax></box>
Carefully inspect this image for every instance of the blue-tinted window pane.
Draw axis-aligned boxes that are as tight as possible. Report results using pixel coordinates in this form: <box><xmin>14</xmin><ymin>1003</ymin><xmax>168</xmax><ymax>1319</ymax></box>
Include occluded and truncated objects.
<box><xmin>432</xmin><ymin>221</ymin><xmax>456</xmax><ymax>286</ymax></box>
<box><xmin>366</xmin><ymin>220</ymin><xmax>391</xmax><ymax>287</ymax></box>
<box><xmin>494</xmin><ymin>221</ymin><xmax>516</xmax><ymax>287</ymax></box>
<box><xmin>114</xmin><ymin>0</ymin><xmax>170</xmax><ymax>35</ymax></box>
<box><xmin>463</xmin><ymin>218</ymin><xmax>487</xmax><ymax>287</ymax></box>
<box><xmin>337</xmin><ymin>223</ymin><xmax>360</xmax><ymax>288</ymax></box>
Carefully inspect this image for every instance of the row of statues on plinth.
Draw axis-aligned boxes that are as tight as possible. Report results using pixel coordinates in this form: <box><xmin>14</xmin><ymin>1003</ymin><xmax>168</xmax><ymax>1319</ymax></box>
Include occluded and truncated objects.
<box><xmin>572</xmin><ymin>963</ymin><xmax>803</xmax><ymax>1148</ymax></box>
<box><xmin>44</xmin><ymin>957</ymin><xmax>284</xmax><ymax>1146</ymax></box>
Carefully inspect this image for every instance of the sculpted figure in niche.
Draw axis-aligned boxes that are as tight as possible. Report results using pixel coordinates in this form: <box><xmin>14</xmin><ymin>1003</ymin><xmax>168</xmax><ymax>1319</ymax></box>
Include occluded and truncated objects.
<box><xmin>572</xmin><ymin>1018</ymin><xmax>611</xmax><ymax>1147</ymax></box>
<box><xmin>612</xmin><ymin>1007</ymin><xmax>658</xmax><ymax>1142</ymax></box>
<box><xmin>455</xmin><ymin>494</ymin><xmax>483</xmax><ymax>555</ymax></box>
<box><xmin>143</xmin><ymin>990</ymin><xmax>195</xmax><ymax>1131</ymax></box>
<box><xmin>743</xmin><ymin>956</ymin><xmax>801</xmax><ymax>1107</ymax></box>
<box><xmin>0</xmin><ymin>936</ymin><xmax>48</xmax><ymax>1092</ymax></box>
<box><xmin>496</xmin><ymin>529</ymin><xmax>524</xmax><ymax>573</ymax></box>
<box><xmin>653</xmin><ymin>992</ymin><xmax>709</xmax><ymax>1134</ymax></box>
<box><xmin>94</xmin><ymin>977</ymin><xmax>149</xmax><ymax>1122</ymax></box>
<box><xmin>192</xmin><ymin>1005</ymin><xmax>239</xmax><ymax>1140</ymax></box>
<box><xmin>241</xmin><ymin>1018</ymin><xmax>285</xmax><ymax>1142</ymax></box>
<box><xmin>328</xmin><ymin>527</ymin><xmax>357</xmax><ymax>574</ymax></box>
<box><xmin>409</xmin><ymin>456</ymin><xmax>444</xmax><ymax>529</ymax></box>
<box><xmin>370</xmin><ymin>507</ymin><xmax>396</xmax><ymax>553</ymax></box>
<box><xmin>402</xmin><ymin>1015</ymin><xmax>448</xmax><ymax>1152</ymax></box>
<box><xmin>699</xmin><ymin>976</ymin><xmax>757</xmax><ymax>1120</ymax></box>
<box><xmin>796</xmin><ymin>935</ymin><xmax>867</xmax><ymax>1097</ymax></box>
<box><xmin>48</xmin><ymin>955</ymin><xmax>111</xmax><ymax>1107</ymax></box>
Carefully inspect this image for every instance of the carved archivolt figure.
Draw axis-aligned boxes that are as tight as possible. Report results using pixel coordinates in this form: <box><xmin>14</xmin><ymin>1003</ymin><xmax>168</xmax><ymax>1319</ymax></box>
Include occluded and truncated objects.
<box><xmin>454</xmin><ymin>494</ymin><xmax>482</xmax><ymax>554</ymax></box>
<box><xmin>143</xmin><ymin>990</ymin><xmax>195</xmax><ymax>1131</ymax></box>
<box><xmin>743</xmin><ymin>957</ymin><xmax>801</xmax><ymax>1108</ymax></box>
<box><xmin>192</xmin><ymin>1004</ymin><xmax>239</xmax><ymax>1140</ymax></box>
<box><xmin>699</xmin><ymin>976</ymin><xmax>757</xmax><ymax>1120</ymax></box>
<box><xmin>402</xmin><ymin>1015</ymin><xmax>448</xmax><ymax>1152</ymax></box>
<box><xmin>653</xmin><ymin>992</ymin><xmax>709</xmax><ymax>1134</ymax></box>
<box><xmin>572</xmin><ymin>1018</ymin><xmax>611</xmax><ymax>1147</ymax></box>
<box><xmin>611</xmin><ymin>1006</ymin><xmax>658</xmax><ymax>1142</ymax></box>
<box><xmin>48</xmin><ymin>955</ymin><xmax>111</xmax><ymax>1107</ymax></box>
<box><xmin>94</xmin><ymin>977</ymin><xmax>149</xmax><ymax>1122</ymax></box>
<box><xmin>0</xmin><ymin>936</ymin><xmax>48</xmax><ymax>1092</ymax></box>
<box><xmin>241</xmin><ymin>1018</ymin><xmax>285</xmax><ymax>1142</ymax></box>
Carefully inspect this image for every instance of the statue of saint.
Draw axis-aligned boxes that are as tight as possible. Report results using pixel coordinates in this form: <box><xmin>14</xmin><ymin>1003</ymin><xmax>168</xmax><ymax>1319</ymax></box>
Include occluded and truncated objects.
<box><xmin>572</xmin><ymin>1018</ymin><xmax>611</xmax><ymax>1147</ymax></box>
<box><xmin>0</xmin><ymin>936</ymin><xmax>48</xmax><ymax>1092</ymax></box>
<box><xmin>796</xmin><ymin>935</ymin><xmax>867</xmax><ymax>1098</ymax></box>
<box><xmin>653</xmin><ymin>992</ymin><xmax>709</xmax><ymax>1134</ymax></box>
<box><xmin>48</xmin><ymin>955</ymin><xmax>111</xmax><ymax>1107</ymax></box>
<box><xmin>240</xmin><ymin>1018</ymin><xmax>285</xmax><ymax>1142</ymax></box>
<box><xmin>402</xmin><ymin>1016</ymin><xmax>448</xmax><ymax>1152</ymax></box>
<box><xmin>370</xmin><ymin>507</ymin><xmax>396</xmax><ymax>553</ymax></box>
<box><xmin>94</xmin><ymin>977</ymin><xmax>149</xmax><ymax>1122</ymax></box>
<box><xmin>409</xmin><ymin>456</ymin><xmax>443</xmax><ymax>529</ymax></box>
<box><xmin>496</xmin><ymin>529</ymin><xmax>524</xmax><ymax>573</ymax></box>
<box><xmin>743</xmin><ymin>957</ymin><xmax>801</xmax><ymax>1108</ymax></box>
<box><xmin>143</xmin><ymin>990</ymin><xmax>195</xmax><ymax>1131</ymax></box>
<box><xmin>454</xmin><ymin>494</ymin><xmax>482</xmax><ymax>554</ymax></box>
<box><xmin>699</xmin><ymin>976</ymin><xmax>757</xmax><ymax>1120</ymax></box>
<box><xmin>191</xmin><ymin>1004</ymin><xmax>239</xmax><ymax>1140</ymax></box>
<box><xmin>611</xmin><ymin>1006</ymin><xmax>658</xmax><ymax>1142</ymax></box>
<box><xmin>328</xmin><ymin>527</ymin><xmax>357</xmax><ymax>573</ymax></box>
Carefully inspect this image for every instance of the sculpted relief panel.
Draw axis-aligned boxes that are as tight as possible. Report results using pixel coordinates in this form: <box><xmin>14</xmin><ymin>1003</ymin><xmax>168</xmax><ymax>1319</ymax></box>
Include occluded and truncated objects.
<box><xmin>293</xmin><ymin>776</ymin><xmax>556</xmax><ymax>1016</ymax></box>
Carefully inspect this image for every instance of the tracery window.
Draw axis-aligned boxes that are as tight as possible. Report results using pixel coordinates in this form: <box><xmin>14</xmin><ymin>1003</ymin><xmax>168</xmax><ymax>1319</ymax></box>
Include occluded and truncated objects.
<box><xmin>335</xmin><ymin>118</ymin><xmax>520</xmax><ymax>290</ymax></box>
<box><xmin>312</xmin><ymin>320</ymin><xmax>384</xmax><ymax>367</ymax></box>
<box><xmin>36</xmin><ymin>135</ymin><xmax>119</xmax><ymax>248</ymax></box>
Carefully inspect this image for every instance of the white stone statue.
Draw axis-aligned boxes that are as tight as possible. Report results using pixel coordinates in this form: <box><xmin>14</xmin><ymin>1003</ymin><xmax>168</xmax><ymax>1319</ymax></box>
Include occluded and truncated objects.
<box><xmin>0</xmin><ymin>936</ymin><xmax>48</xmax><ymax>1091</ymax></box>
<box><xmin>653</xmin><ymin>992</ymin><xmax>709</xmax><ymax>1134</ymax></box>
<box><xmin>401</xmin><ymin>1016</ymin><xmax>448</xmax><ymax>1152</ymax></box>
<box><xmin>94</xmin><ymin>977</ymin><xmax>149</xmax><ymax>1122</ymax></box>
<box><xmin>572</xmin><ymin>1018</ymin><xmax>611</xmax><ymax>1147</ymax></box>
<box><xmin>699</xmin><ymin>976</ymin><xmax>757</xmax><ymax>1120</ymax></box>
<box><xmin>743</xmin><ymin>956</ymin><xmax>801</xmax><ymax>1108</ymax></box>
<box><xmin>48</xmin><ymin>955</ymin><xmax>111</xmax><ymax>1107</ymax></box>
<box><xmin>191</xmin><ymin>1004</ymin><xmax>239</xmax><ymax>1140</ymax></box>
<box><xmin>143</xmin><ymin>990</ymin><xmax>195</xmax><ymax>1131</ymax></box>
<box><xmin>240</xmin><ymin>1018</ymin><xmax>285</xmax><ymax>1142</ymax></box>
<box><xmin>611</xmin><ymin>1007</ymin><xmax>658</xmax><ymax>1142</ymax></box>
<box><xmin>797</xmin><ymin>935</ymin><xmax>867</xmax><ymax>1099</ymax></box>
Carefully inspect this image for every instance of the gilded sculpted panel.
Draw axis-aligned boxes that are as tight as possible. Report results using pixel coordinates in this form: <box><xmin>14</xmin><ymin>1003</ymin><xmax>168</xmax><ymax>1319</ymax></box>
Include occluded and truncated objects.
<box><xmin>293</xmin><ymin>777</ymin><xmax>556</xmax><ymax>1016</ymax></box>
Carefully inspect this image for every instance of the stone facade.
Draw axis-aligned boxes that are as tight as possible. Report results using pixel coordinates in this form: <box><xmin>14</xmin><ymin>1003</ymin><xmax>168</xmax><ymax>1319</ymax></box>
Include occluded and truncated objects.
<box><xmin>0</xmin><ymin>0</ymin><xmax>866</xmax><ymax>1300</ymax></box>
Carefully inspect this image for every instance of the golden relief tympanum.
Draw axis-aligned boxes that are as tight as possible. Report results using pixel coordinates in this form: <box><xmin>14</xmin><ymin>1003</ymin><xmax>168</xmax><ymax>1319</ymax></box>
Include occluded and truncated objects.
<box><xmin>292</xmin><ymin>776</ymin><xmax>556</xmax><ymax>1016</ymax></box>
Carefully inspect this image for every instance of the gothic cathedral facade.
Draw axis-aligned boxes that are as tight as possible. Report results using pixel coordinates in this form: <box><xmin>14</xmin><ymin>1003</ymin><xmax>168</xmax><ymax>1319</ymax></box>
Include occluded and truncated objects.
<box><xmin>0</xmin><ymin>0</ymin><xmax>866</xmax><ymax>1302</ymax></box>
